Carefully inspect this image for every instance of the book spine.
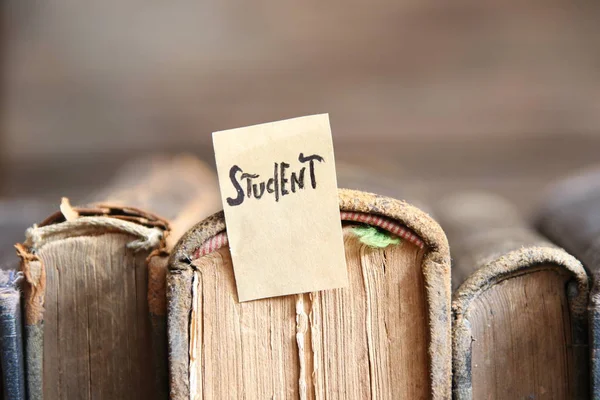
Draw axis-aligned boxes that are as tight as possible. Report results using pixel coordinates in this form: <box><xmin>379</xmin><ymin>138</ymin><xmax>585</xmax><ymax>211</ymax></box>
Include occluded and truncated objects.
<box><xmin>167</xmin><ymin>189</ymin><xmax>452</xmax><ymax>399</ymax></box>
<box><xmin>166</xmin><ymin>269</ymin><xmax>194</xmax><ymax>399</ymax></box>
<box><xmin>16</xmin><ymin>155</ymin><xmax>219</xmax><ymax>399</ymax></box>
<box><xmin>147</xmin><ymin>251</ymin><xmax>170</xmax><ymax>400</ymax></box>
<box><xmin>440</xmin><ymin>193</ymin><xmax>589</xmax><ymax>399</ymax></box>
<box><xmin>15</xmin><ymin>245</ymin><xmax>44</xmax><ymax>400</ymax></box>
<box><xmin>23</xmin><ymin>326</ymin><xmax>42</xmax><ymax>400</ymax></box>
<box><xmin>0</xmin><ymin>270</ymin><xmax>26</xmax><ymax>400</ymax></box>
<box><xmin>536</xmin><ymin>175</ymin><xmax>600</xmax><ymax>400</ymax></box>
<box><xmin>590</xmin><ymin>289</ymin><xmax>600</xmax><ymax>400</ymax></box>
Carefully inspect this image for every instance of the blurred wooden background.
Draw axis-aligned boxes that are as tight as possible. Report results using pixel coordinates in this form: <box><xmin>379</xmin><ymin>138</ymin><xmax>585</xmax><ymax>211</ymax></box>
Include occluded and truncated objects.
<box><xmin>1</xmin><ymin>1</ymin><xmax>600</xmax><ymax>256</ymax></box>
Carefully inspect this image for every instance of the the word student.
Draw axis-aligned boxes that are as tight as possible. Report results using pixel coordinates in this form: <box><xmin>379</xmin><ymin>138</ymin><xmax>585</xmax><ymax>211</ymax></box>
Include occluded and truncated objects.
<box><xmin>226</xmin><ymin>153</ymin><xmax>324</xmax><ymax>206</ymax></box>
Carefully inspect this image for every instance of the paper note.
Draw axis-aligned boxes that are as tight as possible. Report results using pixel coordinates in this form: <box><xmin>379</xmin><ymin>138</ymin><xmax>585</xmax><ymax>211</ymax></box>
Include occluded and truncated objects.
<box><xmin>213</xmin><ymin>114</ymin><xmax>348</xmax><ymax>302</ymax></box>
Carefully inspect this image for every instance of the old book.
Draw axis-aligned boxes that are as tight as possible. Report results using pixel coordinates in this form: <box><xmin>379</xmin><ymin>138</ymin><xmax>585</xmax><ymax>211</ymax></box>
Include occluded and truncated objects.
<box><xmin>0</xmin><ymin>265</ymin><xmax>25</xmax><ymax>400</ymax></box>
<box><xmin>0</xmin><ymin>200</ymin><xmax>49</xmax><ymax>400</ymax></box>
<box><xmin>437</xmin><ymin>192</ymin><xmax>589</xmax><ymax>400</ymax></box>
<box><xmin>535</xmin><ymin>167</ymin><xmax>600</xmax><ymax>398</ymax></box>
<box><xmin>15</xmin><ymin>154</ymin><xmax>220</xmax><ymax>400</ymax></box>
<box><xmin>167</xmin><ymin>188</ymin><xmax>452</xmax><ymax>399</ymax></box>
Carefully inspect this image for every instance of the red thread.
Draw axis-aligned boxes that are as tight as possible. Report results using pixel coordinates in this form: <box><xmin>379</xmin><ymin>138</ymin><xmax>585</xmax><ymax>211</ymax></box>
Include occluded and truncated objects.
<box><xmin>192</xmin><ymin>211</ymin><xmax>425</xmax><ymax>260</ymax></box>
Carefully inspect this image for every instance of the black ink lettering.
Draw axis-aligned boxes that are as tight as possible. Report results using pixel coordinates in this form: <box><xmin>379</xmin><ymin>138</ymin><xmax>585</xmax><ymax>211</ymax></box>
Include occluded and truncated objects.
<box><xmin>226</xmin><ymin>153</ymin><xmax>325</xmax><ymax>206</ymax></box>
<box><xmin>252</xmin><ymin>182</ymin><xmax>266</xmax><ymax>199</ymax></box>
<box><xmin>274</xmin><ymin>163</ymin><xmax>280</xmax><ymax>202</ymax></box>
<box><xmin>291</xmin><ymin>168</ymin><xmax>305</xmax><ymax>192</ymax></box>
<box><xmin>280</xmin><ymin>162</ymin><xmax>290</xmax><ymax>196</ymax></box>
<box><xmin>266</xmin><ymin>178</ymin><xmax>275</xmax><ymax>193</ymax></box>
<box><xmin>298</xmin><ymin>153</ymin><xmax>324</xmax><ymax>189</ymax></box>
<box><xmin>241</xmin><ymin>172</ymin><xmax>259</xmax><ymax>198</ymax></box>
<box><xmin>226</xmin><ymin>165</ymin><xmax>245</xmax><ymax>206</ymax></box>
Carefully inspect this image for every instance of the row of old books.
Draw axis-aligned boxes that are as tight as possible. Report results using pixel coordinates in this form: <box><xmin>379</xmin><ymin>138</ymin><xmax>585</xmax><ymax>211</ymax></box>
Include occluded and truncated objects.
<box><xmin>0</xmin><ymin>154</ymin><xmax>598</xmax><ymax>399</ymax></box>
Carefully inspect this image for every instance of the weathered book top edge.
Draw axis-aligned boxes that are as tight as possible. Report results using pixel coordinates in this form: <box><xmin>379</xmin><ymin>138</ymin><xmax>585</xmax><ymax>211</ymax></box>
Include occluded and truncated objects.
<box><xmin>433</xmin><ymin>191</ymin><xmax>588</xmax><ymax>314</ymax></box>
<box><xmin>169</xmin><ymin>188</ymin><xmax>450</xmax><ymax>271</ymax></box>
<box><xmin>452</xmin><ymin>245</ymin><xmax>588</xmax><ymax>317</ymax></box>
<box><xmin>15</xmin><ymin>201</ymin><xmax>172</xmax><ymax>255</ymax></box>
<box><xmin>38</xmin><ymin>203</ymin><xmax>169</xmax><ymax>230</ymax></box>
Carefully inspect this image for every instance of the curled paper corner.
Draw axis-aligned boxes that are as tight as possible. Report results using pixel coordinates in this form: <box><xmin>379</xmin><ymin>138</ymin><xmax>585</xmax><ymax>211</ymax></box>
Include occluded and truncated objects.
<box><xmin>60</xmin><ymin>197</ymin><xmax>80</xmax><ymax>222</ymax></box>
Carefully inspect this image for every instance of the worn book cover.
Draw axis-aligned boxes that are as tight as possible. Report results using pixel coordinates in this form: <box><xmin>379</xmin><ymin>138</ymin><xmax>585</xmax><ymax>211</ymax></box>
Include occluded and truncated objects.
<box><xmin>167</xmin><ymin>189</ymin><xmax>452</xmax><ymax>399</ymax></box>
<box><xmin>437</xmin><ymin>192</ymin><xmax>589</xmax><ymax>400</ymax></box>
<box><xmin>0</xmin><ymin>265</ymin><xmax>25</xmax><ymax>400</ymax></box>
<box><xmin>15</xmin><ymin>154</ymin><xmax>220</xmax><ymax>400</ymax></box>
<box><xmin>536</xmin><ymin>167</ymin><xmax>600</xmax><ymax>399</ymax></box>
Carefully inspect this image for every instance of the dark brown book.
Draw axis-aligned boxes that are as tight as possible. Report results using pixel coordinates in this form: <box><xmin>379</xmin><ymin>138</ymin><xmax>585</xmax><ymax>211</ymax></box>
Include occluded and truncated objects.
<box><xmin>167</xmin><ymin>189</ymin><xmax>452</xmax><ymax>399</ymax></box>
<box><xmin>437</xmin><ymin>192</ymin><xmax>589</xmax><ymax>400</ymax></box>
<box><xmin>15</xmin><ymin>154</ymin><xmax>220</xmax><ymax>400</ymax></box>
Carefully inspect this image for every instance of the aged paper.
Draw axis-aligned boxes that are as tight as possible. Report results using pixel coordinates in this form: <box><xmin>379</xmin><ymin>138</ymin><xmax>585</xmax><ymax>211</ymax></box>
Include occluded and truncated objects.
<box><xmin>213</xmin><ymin>114</ymin><xmax>348</xmax><ymax>301</ymax></box>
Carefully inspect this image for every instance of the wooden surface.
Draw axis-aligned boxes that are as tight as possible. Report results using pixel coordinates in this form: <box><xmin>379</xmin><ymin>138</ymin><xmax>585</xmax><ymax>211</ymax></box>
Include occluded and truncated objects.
<box><xmin>2</xmin><ymin>1</ymin><xmax>600</xmax><ymax>214</ymax></box>
<box><xmin>468</xmin><ymin>268</ymin><xmax>574</xmax><ymax>399</ymax></box>
<box><xmin>2</xmin><ymin>1</ymin><xmax>600</xmax><ymax>161</ymax></box>
<box><xmin>4</xmin><ymin>134</ymin><xmax>600</xmax><ymax>208</ymax></box>
<box><xmin>190</xmin><ymin>226</ymin><xmax>429</xmax><ymax>398</ymax></box>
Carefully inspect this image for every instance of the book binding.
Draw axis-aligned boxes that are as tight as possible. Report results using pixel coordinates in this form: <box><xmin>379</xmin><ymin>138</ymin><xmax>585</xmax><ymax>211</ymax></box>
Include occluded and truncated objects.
<box><xmin>0</xmin><ymin>269</ymin><xmax>26</xmax><ymax>400</ymax></box>
<box><xmin>167</xmin><ymin>188</ymin><xmax>452</xmax><ymax>399</ymax></box>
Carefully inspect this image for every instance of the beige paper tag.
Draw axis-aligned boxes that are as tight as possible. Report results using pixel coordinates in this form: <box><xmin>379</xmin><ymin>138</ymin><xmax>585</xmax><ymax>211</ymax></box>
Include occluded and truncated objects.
<box><xmin>213</xmin><ymin>114</ymin><xmax>348</xmax><ymax>302</ymax></box>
